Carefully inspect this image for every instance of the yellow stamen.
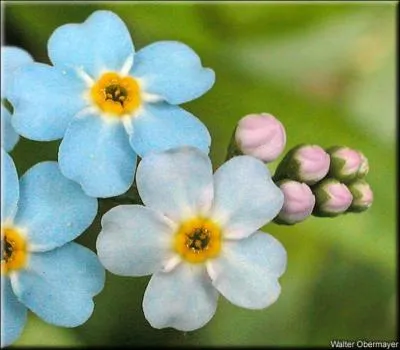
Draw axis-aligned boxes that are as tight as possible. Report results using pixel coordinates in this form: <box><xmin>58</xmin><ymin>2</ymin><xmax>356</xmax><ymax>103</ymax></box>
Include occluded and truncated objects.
<box><xmin>1</xmin><ymin>226</ymin><xmax>27</xmax><ymax>275</ymax></box>
<box><xmin>91</xmin><ymin>72</ymin><xmax>141</xmax><ymax>117</ymax></box>
<box><xmin>174</xmin><ymin>218</ymin><xmax>222</xmax><ymax>264</ymax></box>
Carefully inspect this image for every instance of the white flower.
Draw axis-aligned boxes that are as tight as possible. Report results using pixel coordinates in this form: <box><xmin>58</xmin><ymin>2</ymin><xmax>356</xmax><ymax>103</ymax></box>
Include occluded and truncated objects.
<box><xmin>96</xmin><ymin>147</ymin><xmax>286</xmax><ymax>331</ymax></box>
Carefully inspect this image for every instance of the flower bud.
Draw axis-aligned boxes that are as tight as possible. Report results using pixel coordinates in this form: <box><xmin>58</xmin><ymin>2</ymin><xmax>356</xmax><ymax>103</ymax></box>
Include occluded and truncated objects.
<box><xmin>275</xmin><ymin>180</ymin><xmax>315</xmax><ymax>225</ymax></box>
<box><xmin>234</xmin><ymin>113</ymin><xmax>286</xmax><ymax>163</ymax></box>
<box><xmin>357</xmin><ymin>152</ymin><xmax>369</xmax><ymax>178</ymax></box>
<box><xmin>274</xmin><ymin>145</ymin><xmax>330</xmax><ymax>185</ymax></box>
<box><xmin>313</xmin><ymin>179</ymin><xmax>353</xmax><ymax>217</ymax></box>
<box><xmin>347</xmin><ymin>179</ymin><xmax>373</xmax><ymax>212</ymax></box>
<box><xmin>328</xmin><ymin>146</ymin><xmax>365</xmax><ymax>183</ymax></box>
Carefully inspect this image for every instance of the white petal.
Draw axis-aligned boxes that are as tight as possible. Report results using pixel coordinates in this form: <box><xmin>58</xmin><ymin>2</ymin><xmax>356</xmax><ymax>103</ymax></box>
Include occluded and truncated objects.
<box><xmin>207</xmin><ymin>231</ymin><xmax>286</xmax><ymax>309</ymax></box>
<box><xmin>143</xmin><ymin>263</ymin><xmax>218</xmax><ymax>331</ymax></box>
<box><xmin>97</xmin><ymin>205</ymin><xmax>175</xmax><ymax>276</ymax></box>
<box><xmin>136</xmin><ymin>147</ymin><xmax>214</xmax><ymax>222</ymax></box>
<box><xmin>210</xmin><ymin>156</ymin><xmax>284</xmax><ymax>240</ymax></box>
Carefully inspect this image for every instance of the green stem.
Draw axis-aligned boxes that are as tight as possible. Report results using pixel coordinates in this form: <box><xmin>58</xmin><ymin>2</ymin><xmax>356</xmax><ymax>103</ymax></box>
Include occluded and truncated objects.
<box><xmin>225</xmin><ymin>126</ymin><xmax>243</xmax><ymax>162</ymax></box>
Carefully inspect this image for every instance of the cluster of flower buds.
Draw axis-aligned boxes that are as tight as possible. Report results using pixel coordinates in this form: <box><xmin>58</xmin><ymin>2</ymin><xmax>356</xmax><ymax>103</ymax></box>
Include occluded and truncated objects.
<box><xmin>273</xmin><ymin>145</ymin><xmax>373</xmax><ymax>224</ymax></box>
<box><xmin>230</xmin><ymin>113</ymin><xmax>373</xmax><ymax>225</ymax></box>
<box><xmin>320</xmin><ymin>146</ymin><xmax>373</xmax><ymax>215</ymax></box>
<box><xmin>272</xmin><ymin>144</ymin><xmax>330</xmax><ymax>224</ymax></box>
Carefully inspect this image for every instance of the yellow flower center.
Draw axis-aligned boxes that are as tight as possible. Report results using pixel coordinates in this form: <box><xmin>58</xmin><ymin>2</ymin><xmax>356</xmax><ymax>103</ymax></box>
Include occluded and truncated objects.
<box><xmin>174</xmin><ymin>218</ymin><xmax>222</xmax><ymax>264</ymax></box>
<box><xmin>91</xmin><ymin>72</ymin><xmax>141</xmax><ymax>116</ymax></box>
<box><xmin>1</xmin><ymin>226</ymin><xmax>27</xmax><ymax>275</ymax></box>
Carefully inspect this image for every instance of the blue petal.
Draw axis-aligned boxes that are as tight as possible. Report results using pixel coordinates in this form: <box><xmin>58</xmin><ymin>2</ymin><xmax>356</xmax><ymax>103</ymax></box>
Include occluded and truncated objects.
<box><xmin>1</xmin><ymin>104</ymin><xmax>20</xmax><ymax>152</ymax></box>
<box><xmin>210</xmin><ymin>156</ymin><xmax>284</xmax><ymax>240</ymax></box>
<box><xmin>136</xmin><ymin>147</ymin><xmax>213</xmax><ymax>222</ymax></box>
<box><xmin>1</xmin><ymin>46</ymin><xmax>33</xmax><ymax>98</ymax></box>
<box><xmin>129</xmin><ymin>103</ymin><xmax>211</xmax><ymax>157</ymax></box>
<box><xmin>48</xmin><ymin>10</ymin><xmax>134</xmax><ymax>77</ymax></box>
<box><xmin>1</xmin><ymin>276</ymin><xmax>27</xmax><ymax>348</ymax></box>
<box><xmin>207</xmin><ymin>231</ymin><xmax>286</xmax><ymax>309</ymax></box>
<box><xmin>9</xmin><ymin>63</ymin><xmax>86</xmax><ymax>141</ymax></box>
<box><xmin>1</xmin><ymin>149</ymin><xmax>19</xmax><ymax>222</ymax></box>
<box><xmin>10</xmin><ymin>242</ymin><xmax>105</xmax><ymax>327</ymax></box>
<box><xmin>131</xmin><ymin>41</ymin><xmax>215</xmax><ymax>105</ymax></box>
<box><xmin>13</xmin><ymin>161</ymin><xmax>98</xmax><ymax>252</ymax></box>
<box><xmin>59</xmin><ymin>113</ymin><xmax>137</xmax><ymax>198</ymax></box>
<box><xmin>143</xmin><ymin>264</ymin><xmax>218</xmax><ymax>331</ymax></box>
<box><xmin>97</xmin><ymin>205</ymin><xmax>174</xmax><ymax>277</ymax></box>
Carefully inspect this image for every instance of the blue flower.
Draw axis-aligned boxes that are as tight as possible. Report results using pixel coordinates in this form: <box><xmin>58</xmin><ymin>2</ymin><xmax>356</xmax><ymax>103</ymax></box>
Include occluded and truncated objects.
<box><xmin>96</xmin><ymin>147</ymin><xmax>286</xmax><ymax>331</ymax></box>
<box><xmin>1</xmin><ymin>47</ymin><xmax>33</xmax><ymax>152</ymax></box>
<box><xmin>8</xmin><ymin>11</ymin><xmax>215</xmax><ymax>198</ymax></box>
<box><xmin>1</xmin><ymin>149</ymin><xmax>104</xmax><ymax>348</ymax></box>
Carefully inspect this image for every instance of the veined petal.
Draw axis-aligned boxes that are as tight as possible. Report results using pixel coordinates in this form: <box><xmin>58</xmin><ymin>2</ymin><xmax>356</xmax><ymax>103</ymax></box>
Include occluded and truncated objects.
<box><xmin>1</xmin><ymin>46</ymin><xmax>33</xmax><ymax>98</ymax></box>
<box><xmin>13</xmin><ymin>162</ymin><xmax>98</xmax><ymax>252</ymax></box>
<box><xmin>1</xmin><ymin>149</ymin><xmax>19</xmax><ymax>222</ymax></box>
<box><xmin>10</xmin><ymin>242</ymin><xmax>105</xmax><ymax>327</ymax></box>
<box><xmin>9</xmin><ymin>63</ymin><xmax>86</xmax><ymax>141</ymax></box>
<box><xmin>136</xmin><ymin>147</ymin><xmax>214</xmax><ymax>222</ymax></box>
<box><xmin>143</xmin><ymin>263</ymin><xmax>218</xmax><ymax>331</ymax></box>
<box><xmin>59</xmin><ymin>113</ymin><xmax>137</xmax><ymax>198</ymax></box>
<box><xmin>129</xmin><ymin>103</ymin><xmax>211</xmax><ymax>157</ymax></box>
<box><xmin>1</xmin><ymin>276</ymin><xmax>27</xmax><ymax>348</ymax></box>
<box><xmin>97</xmin><ymin>205</ymin><xmax>174</xmax><ymax>277</ymax></box>
<box><xmin>210</xmin><ymin>156</ymin><xmax>284</xmax><ymax>240</ymax></box>
<box><xmin>1</xmin><ymin>104</ymin><xmax>20</xmax><ymax>152</ymax></box>
<box><xmin>207</xmin><ymin>231</ymin><xmax>286</xmax><ymax>309</ymax></box>
<box><xmin>131</xmin><ymin>41</ymin><xmax>214</xmax><ymax>105</ymax></box>
<box><xmin>48</xmin><ymin>10</ymin><xmax>134</xmax><ymax>77</ymax></box>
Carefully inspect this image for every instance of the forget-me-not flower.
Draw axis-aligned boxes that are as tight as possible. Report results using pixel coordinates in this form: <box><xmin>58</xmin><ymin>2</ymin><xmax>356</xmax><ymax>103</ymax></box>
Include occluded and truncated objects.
<box><xmin>1</xmin><ymin>47</ymin><xmax>33</xmax><ymax>152</ymax></box>
<box><xmin>8</xmin><ymin>11</ymin><xmax>215</xmax><ymax>198</ymax></box>
<box><xmin>1</xmin><ymin>149</ymin><xmax>104</xmax><ymax>347</ymax></box>
<box><xmin>96</xmin><ymin>147</ymin><xmax>286</xmax><ymax>331</ymax></box>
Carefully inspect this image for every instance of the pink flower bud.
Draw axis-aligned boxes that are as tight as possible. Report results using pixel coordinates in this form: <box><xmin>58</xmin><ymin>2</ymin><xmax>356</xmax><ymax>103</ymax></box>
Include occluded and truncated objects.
<box><xmin>277</xmin><ymin>180</ymin><xmax>315</xmax><ymax>224</ymax></box>
<box><xmin>328</xmin><ymin>146</ymin><xmax>368</xmax><ymax>182</ymax></box>
<box><xmin>314</xmin><ymin>179</ymin><xmax>353</xmax><ymax>217</ymax></box>
<box><xmin>357</xmin><ymin>152</ymin><xmax>369</xmax><ymax>178</ymax></box>
<box><xmin>295</xmin><ymin>145</ymin><xmax>330</xmax><ymax>184</ymax></box>
<box><xmin>348</xmin><ymin>180</ymin><xmax>373</xmax><ymax>212</ymax></box>
<box><xmin>235</xmin><ymin>113</ymin><xmax>286</xmax><ymax>163</ymax></box>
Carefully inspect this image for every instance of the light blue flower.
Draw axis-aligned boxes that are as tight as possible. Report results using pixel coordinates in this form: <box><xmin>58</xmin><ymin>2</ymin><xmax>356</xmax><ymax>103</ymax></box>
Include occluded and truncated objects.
<box><xmin>1</xmin><ymin>47</ymin><xmax>33</xmax><ymax>152</ymax></box>
<box><xmin>8</xmin><ymin>11</ymin><xmax>215</xmax><ymax>198</ymax></box>
<box><xmin>96</xmin><ymin>147</ymin><xmax>286</xmax><ymax>331</ymax></box>
<box><xmin>1</xmin><ymin>149</ymin><xmax>104</xmax><ymax>348</ymax></box>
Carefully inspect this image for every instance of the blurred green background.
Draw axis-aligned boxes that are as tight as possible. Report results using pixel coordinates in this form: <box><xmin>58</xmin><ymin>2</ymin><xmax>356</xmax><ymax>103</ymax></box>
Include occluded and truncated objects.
<box><xmin>4</xmin><ymin>1</ymin><xmax>397</xmax><ymax>347</ymax></box>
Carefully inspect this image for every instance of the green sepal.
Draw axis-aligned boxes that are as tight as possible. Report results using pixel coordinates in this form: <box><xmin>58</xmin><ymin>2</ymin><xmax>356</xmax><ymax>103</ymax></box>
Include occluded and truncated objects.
<box><xmin>347</xmin><ymin>179</ymin><xmax>371</xmax><ymax>213</ymax></box>
<box><xmin>326</xmin><ymin>146</ymin><xmax>358</xmax><ymax>184</ymax></box>
<box><xmin>312</xmin><ymin>178</ymin><xmax>341</xmax><ymax>217</ymax></box>
<box><xmin>272</xmin><ymin>144</ymin><xmax>304</xmax><ymax>183</ymax></box>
